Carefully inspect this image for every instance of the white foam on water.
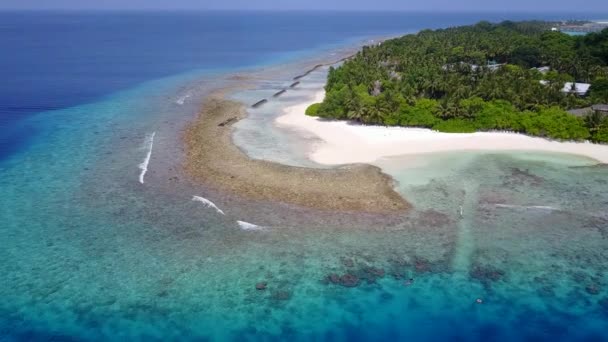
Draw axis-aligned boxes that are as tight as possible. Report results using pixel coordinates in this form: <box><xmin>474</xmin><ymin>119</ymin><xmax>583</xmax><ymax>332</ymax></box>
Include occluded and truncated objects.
<box><xmin>237</xmin><ymin>220</ymin><xmax>264</xmax><ymax>231</ymax></box>
<box><xmin>494</xmin><ymin>204</ymin><xmax>560</xmax><ymax>211</ymax></box>
<box><xmin>138</xmin><ymin>132</ymin><xmax>156</xmax><ymax>184</ymax></box>
<box><xmin>528</xmin><ymin>205</ymin><xmax>561</xmax><ymax>211</ymax></box>
<box><xmin>175</xmin><ymin>93</ymin><xmax>191</xmax><ymax>105</ymax></box>
<box><xmin>192</xmin><ymin>196</ymin><xmax>225</xmax><ymax>215</ymax></box>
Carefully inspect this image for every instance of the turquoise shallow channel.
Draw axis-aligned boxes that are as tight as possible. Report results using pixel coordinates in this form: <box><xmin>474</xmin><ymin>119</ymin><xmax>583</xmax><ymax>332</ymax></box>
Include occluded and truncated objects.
<box><xmin>2</xmin><ymin>11</ymin><xmax>608</xmax><ymax>342</ymax></box>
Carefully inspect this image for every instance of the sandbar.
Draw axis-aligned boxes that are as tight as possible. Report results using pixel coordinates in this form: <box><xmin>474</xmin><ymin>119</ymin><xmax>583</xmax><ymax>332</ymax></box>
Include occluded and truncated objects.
<box><xmin>183</xmin><ymin>95</ymin><xmax>410</xmax><ymax>214</ymax></box>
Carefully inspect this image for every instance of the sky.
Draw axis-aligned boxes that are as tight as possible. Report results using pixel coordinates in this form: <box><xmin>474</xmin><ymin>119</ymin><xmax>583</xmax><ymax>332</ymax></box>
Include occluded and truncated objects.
<box><xmin>0</xmin><ymin>0</ymin><xmax>606</xmax><ymax>12</ymax></box>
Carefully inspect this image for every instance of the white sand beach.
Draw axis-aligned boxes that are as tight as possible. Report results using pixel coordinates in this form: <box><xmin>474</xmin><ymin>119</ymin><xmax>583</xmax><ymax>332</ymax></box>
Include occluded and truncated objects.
<box><xmin>275</xmin><ymin>91</ymin><xmax>608</xmax><ymax>165</ymax></box>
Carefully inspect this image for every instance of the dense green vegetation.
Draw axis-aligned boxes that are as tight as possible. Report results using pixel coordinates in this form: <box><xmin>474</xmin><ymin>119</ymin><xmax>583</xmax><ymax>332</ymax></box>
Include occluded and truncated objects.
<box><xmin>310</xmin><ymin>21</ymin><xmax>608</xmax><ymax>142</ymax></box>
<box><xmin>305</xmin><ymin>103</ymin><xmax>321</xmax><ymax>116</ymax></box>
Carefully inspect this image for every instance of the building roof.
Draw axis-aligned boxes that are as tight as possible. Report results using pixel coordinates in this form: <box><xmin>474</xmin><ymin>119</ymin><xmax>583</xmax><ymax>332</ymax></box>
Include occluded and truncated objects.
<box><xmin>567</xmin><ymin>107</ymin><xmax>593</xmax><ymax>117</ymax></box>
<box><xmin>563</xmin><ymin>82</ymin><xmax>591</xmax><ymax>96</ymax></box>
<box><xmin>442</xmin><ymin>61</ymin><xmax>503</xmax><ymax>72</ymax></box>
<box><xmin>533</xmin><ymin>66</ymin><xmax>551</xmax><ymax>73</ymax></box>
<box><xmin>592</xmin><ymin>104</ymin><xmax>608</xmax><ymax>112</ymax></box>
<box><xmin>539</xmin><ymin>81</ymin><xmax>591</xmax><ymax>96</ymax></box>
<box><xmin>568</xmin><ymin>104</ymin><xmax>608</xmax><ymax>117</ymax></box>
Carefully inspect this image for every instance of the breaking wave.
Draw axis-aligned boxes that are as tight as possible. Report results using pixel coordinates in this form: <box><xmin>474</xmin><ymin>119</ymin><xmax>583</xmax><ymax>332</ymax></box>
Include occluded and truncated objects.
<box><xmin>192</xmin><ymin>196</ymin><xmax>225</xmax><ymax>215</ymax></box>
<box><xmin>494</xmin><ymin>204</ymin><xmax>560</xmax><ymax>211</ymax></box>
<box><xmin>237</xmin><ymin>220</ymin><xmax>264</xmax><ymax>231</ymax></box>
<box><xmin>175</xmin><ymin>93</ymin><xmax>191</xmax><ymax>105</ymax></box>
<box><xmin>138</xmin><ymin>132</ymin><xmax>156</xmax><ymax>184</ymax></box>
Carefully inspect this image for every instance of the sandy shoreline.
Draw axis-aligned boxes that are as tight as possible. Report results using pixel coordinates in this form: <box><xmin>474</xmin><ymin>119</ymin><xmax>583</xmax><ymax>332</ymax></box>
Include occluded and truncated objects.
<box><xmin>183</xmin><ymin>48</ymin><xmax>606</xmax><ymax>215</ymax></box>
<box><xmin>183</xmin><ymin>95</ymin><xmax>409</xmax><ymax>214</ymax></box>
<box><xmin>276</xmin><ymin>91</ymin><xmax>608</xmax><ymax>165</ymax></box>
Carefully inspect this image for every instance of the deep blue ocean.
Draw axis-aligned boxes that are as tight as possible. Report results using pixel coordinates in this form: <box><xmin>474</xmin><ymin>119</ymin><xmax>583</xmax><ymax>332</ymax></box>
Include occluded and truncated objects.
<box><xmin>1</xmin><ymin>11</ymin><xmax>608</xmax><ymax>341</ymax></box>
<box><xmin>2</xmin><ymin>11</ymin><xmax>606</xmax><ymax>162</ymax></box>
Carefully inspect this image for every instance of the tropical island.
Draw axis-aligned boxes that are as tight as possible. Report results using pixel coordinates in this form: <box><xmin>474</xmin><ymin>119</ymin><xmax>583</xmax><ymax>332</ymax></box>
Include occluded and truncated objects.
<box><xmin>306</xmin><ymin>21</ymin><xmax>608</xmax><ymax>142</ymax></box>
<box><xmin>183</xmin><ymin>20</ymin><xmax>608</xmax><ymax>217</ymax></box>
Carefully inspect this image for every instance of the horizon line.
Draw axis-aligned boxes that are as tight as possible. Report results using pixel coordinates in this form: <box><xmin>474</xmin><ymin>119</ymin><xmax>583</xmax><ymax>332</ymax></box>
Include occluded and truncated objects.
<box><xmin>0</xmin><ymin>9</ymin><xmax>606</xmax><ymax>14</ymax></box>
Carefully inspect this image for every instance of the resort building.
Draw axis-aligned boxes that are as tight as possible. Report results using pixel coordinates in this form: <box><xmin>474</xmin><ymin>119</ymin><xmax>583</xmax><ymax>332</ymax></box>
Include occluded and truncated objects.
<box><xmin>442</xmin><ymin>61</ymin><xmax>504</xmax><ymax>72</ymax></box>
<box><xmin>557</xmin><ymin>21</ymin><xmax>608</xmax><ymax>35</ymax></box>
<box><xmin>562</xmin><ymin>82</ymin><xmax>591</xmax><ymax>96</ymax></box>
<box><xmin>539</xmin><ymin>80</ymin><xmax>591</xmax><ymax>96</ymax></box>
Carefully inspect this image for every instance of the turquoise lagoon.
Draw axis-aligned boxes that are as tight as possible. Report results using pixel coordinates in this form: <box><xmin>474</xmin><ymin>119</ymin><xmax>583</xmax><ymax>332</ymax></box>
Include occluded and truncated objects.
<box><xmin>2</xmin><ymin>11</ymin><xmax>608</xmax><ymax>342</ymax></box>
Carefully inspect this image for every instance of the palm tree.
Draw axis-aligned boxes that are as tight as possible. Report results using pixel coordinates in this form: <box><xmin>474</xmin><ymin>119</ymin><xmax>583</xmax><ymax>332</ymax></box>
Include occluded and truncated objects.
<box><xmin>360</xmin><ymin>106</ymin><xmax>382</xmax><ymax>125</ymax></box>
<box><xmin>453</xmin><ymin>85</ymin><xmax>472</xmax><ymax>100</ymax></box>
<box><xmin>347</xmin><ymin>107</ymin><xmax>363</xmax><ymax>122</ymax></box>
<box><xmin>344</xmin><ymin>88</ymin><xmax>361</xmax><ymax>114</ymax></box>
<box><xmin>437</xmin><ymin>100</ymin><xmax>452</xmax><ymax>119</ymax></box>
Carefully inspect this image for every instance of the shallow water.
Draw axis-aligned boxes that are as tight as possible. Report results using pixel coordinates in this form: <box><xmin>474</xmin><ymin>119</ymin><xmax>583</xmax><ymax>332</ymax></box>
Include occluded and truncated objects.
<box><xmin>2</xmin><ymin>11</ymin><xmax>608</xmax><ymax>342</ymax></box>
<box><xmin>3</xmin><ymin>137</ymin><xmax>607</xmax><ymax>340</ymax></box>
<box><xmin>231</xmin><ymin>63</ymin><xmax>333</xmax><ymax>168</ymax></box>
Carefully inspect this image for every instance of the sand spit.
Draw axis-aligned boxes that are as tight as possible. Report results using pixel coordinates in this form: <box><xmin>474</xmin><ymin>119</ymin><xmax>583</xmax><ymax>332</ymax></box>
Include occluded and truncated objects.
<box><xmin>183</xmin><ymin>96</ymin><xmax>409</xmax><ymax>214</ymax></box>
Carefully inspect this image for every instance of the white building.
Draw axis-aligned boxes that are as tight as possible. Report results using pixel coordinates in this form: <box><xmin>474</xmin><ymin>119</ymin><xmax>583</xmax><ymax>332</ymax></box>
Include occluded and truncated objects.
<box><xmin>532</xmin><ymin>66</ymin><xmax>551</xmax><ymax>74</ymax></box>
<box><xmin>562</xmin><ymin>82</ymin><xmax>591</xmax><ymax>96</ymax></box>
<box><xmin>539</xmin><ymin>80</ymin><xmax>591</xmax><ymax>96</ymax></box>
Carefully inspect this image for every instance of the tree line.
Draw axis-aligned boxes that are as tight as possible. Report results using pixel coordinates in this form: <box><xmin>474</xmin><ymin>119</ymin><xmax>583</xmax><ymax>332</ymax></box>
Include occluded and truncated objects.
<box><xmin>307</xmin><ymin>21</ymin><xmax>608</xmax><ymax>142</ymax></box>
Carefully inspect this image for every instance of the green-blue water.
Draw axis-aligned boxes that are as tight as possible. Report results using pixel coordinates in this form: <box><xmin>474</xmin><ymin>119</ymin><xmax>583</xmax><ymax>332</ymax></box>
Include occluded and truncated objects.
<box><xmin>2</xmin><ymin>11</ymin><xmax>608</xmax><ymax>341</ymax></box>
